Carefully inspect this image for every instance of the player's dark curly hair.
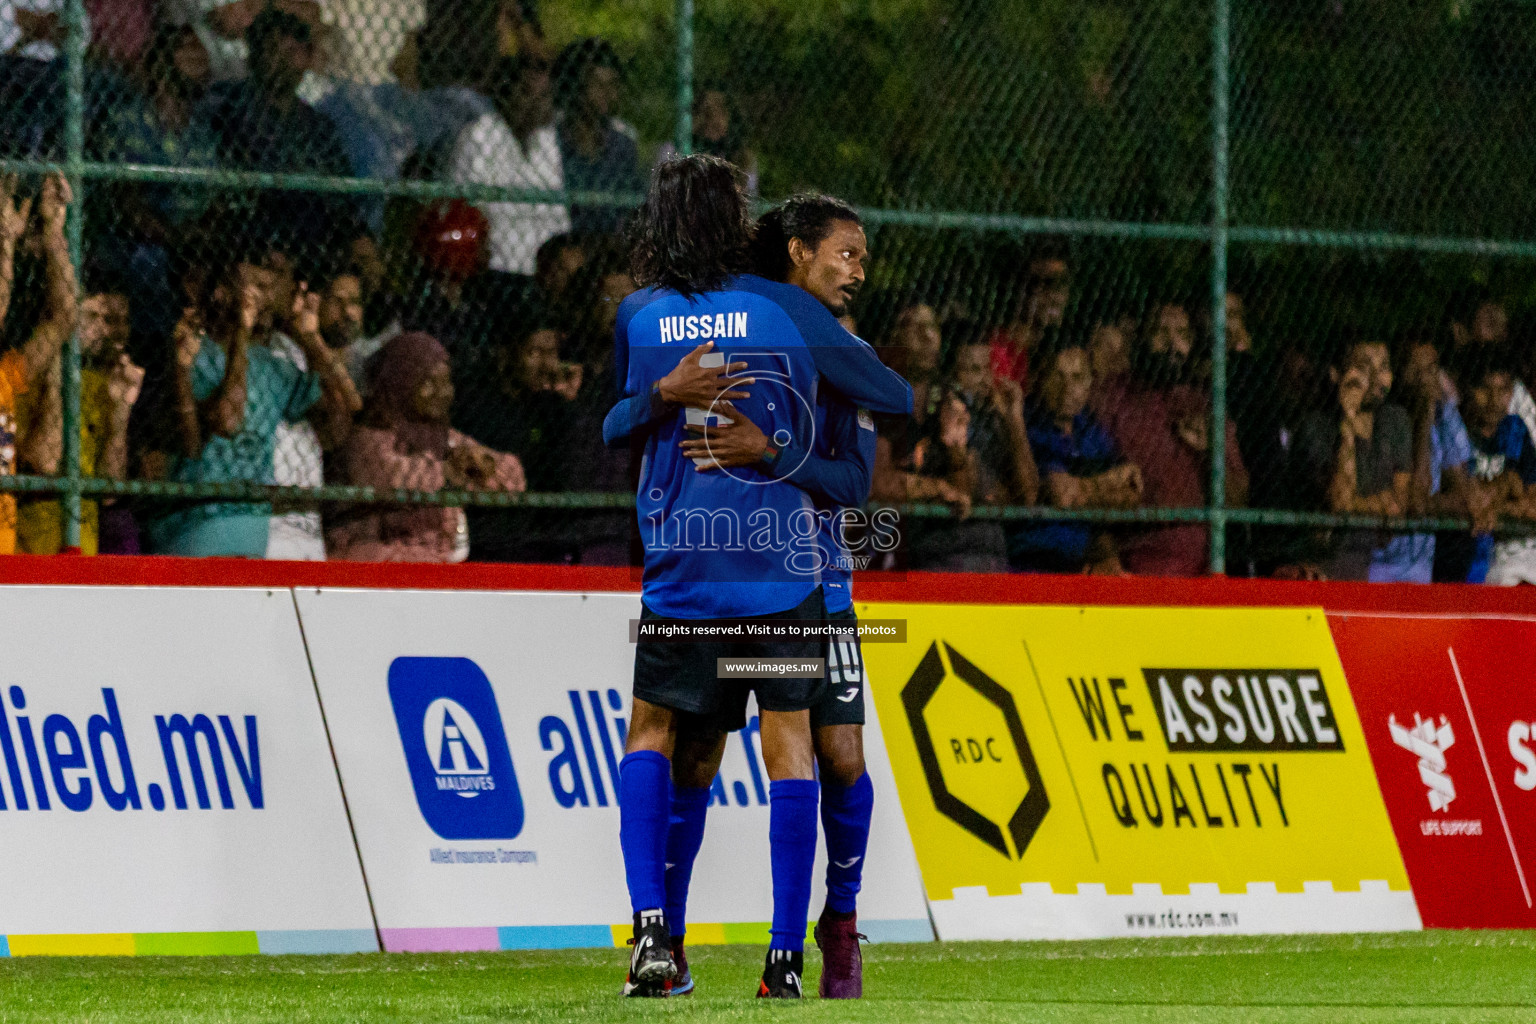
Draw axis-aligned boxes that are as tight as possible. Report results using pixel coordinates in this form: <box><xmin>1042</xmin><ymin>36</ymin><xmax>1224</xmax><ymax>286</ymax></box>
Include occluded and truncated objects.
<box><xmin>628</xmin><ymin>155</ymin><xmax>752</xmax><ymax>297</ymax></box>
<box><xmin>752</xmin><ymin>193</ymin><xmax>862</xmax><ymax>283</ymax></box>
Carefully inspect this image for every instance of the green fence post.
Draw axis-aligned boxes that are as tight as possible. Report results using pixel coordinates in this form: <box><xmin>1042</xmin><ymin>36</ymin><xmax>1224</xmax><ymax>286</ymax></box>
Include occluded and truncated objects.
<box><xmin>1208</xmin><ymin>0</ymin><xmax>1232</xmax><ymax>575</ymax></box>
<box><xmin>676</xmin><ymin>0</ymin><xmax>695</xmax><ymax>156</ymax></box>
<box><xmin>61</xmin><ymin>0</ymin><xmax>86</xmax><ymax>551</ymax></box>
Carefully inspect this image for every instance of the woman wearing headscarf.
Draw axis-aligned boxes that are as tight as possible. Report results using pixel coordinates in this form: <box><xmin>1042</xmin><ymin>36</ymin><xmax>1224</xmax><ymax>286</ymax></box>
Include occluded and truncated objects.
<box><xmin>327</xmin><ymin>331</ymin><xmax>525</xmax><ymax>561</ymax></box>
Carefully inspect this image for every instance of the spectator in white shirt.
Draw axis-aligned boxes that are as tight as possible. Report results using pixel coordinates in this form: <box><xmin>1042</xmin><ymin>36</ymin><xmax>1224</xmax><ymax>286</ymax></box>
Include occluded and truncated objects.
<box><xmin>447</xmin><ymin>53</ymin><xmax>568</xmax><ymax>276</ymax></box>
<box><xmin>312</xmin><ymin>258</ymin><xmax>401</xmax><ymax>398</ymax></box>
<box><xmin>327</xmin><ymin>0</ymin><xmax>424</xmax><ymax>85</ymax></box>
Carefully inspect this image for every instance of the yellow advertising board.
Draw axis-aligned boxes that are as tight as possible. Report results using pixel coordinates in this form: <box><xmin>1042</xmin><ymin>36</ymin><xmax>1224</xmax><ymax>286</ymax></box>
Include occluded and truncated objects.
<box><xmin>861</xmin><ymin>602</ymin><xmax>1418</xmax><ymax>939</ymax></box>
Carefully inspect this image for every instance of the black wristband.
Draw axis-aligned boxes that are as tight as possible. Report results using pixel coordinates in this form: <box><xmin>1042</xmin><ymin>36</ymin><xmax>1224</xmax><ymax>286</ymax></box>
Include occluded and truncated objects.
<box><xmin>647</xmin><ymin>380</ymin><xmax>671</xmax><ymax>421</ymax></box>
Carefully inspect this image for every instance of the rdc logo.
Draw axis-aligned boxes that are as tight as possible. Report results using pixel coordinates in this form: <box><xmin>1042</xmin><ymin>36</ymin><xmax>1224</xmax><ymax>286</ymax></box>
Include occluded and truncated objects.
<box><xmin>389</xmin><ymin>658</ymin><xmax>524</xmax><ymax>839</ymax></box>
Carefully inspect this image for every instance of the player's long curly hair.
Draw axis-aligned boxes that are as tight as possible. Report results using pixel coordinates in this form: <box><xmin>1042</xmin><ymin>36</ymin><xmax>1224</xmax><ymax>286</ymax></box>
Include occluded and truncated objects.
<box><xmin>628</xmin><ymin>155</ymin><xmax>753</xmax><ymax>297</ymax></box>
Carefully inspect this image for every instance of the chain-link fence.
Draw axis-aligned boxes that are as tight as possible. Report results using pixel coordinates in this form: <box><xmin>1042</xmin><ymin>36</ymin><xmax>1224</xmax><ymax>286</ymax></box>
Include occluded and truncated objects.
<box><xmin>0</xmin><ymin>0</ymin><xmax>1532</xmax><ymax>580</ymax></box>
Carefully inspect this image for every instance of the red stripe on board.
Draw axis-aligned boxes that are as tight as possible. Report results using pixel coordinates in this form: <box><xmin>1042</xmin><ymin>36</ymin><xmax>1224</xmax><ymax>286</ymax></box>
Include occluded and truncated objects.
<box><xmin>0</xmin><ymin>554</ymin><xmax>642</xmax><ymax>593</ymax></box>
<box><xmin>0</xmin><ymin>554</ymin><xmax>1531</xmax><ymax>617</ymax></box>
<box><xmin>849</xmin><ymin>570</ymin><xmax>1536</xmax><ymax>615</ymax></box>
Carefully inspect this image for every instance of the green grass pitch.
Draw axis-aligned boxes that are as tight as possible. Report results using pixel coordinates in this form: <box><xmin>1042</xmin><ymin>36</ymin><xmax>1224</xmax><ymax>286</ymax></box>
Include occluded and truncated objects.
<box><xmin>0</xmin><ymin>932</ymin><xmax>1532</xmax><ymax>1023</ymax></box>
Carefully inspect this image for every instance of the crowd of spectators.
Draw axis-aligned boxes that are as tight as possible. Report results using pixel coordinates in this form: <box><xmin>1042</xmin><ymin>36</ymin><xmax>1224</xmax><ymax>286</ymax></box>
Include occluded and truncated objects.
<box><xmin>864</xmin><ymin>250</ymin><xmax>1536</xmax><ymax>583</ymax></box>
<box><xmin>0</xmin><ymin>0</ymin><xmax>1533</xmax><ymax>583</ymax></box>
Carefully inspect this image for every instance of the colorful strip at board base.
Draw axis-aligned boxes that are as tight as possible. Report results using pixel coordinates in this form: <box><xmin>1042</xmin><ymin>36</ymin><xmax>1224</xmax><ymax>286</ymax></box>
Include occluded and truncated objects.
<box><xmin>380</xmin><ymin>919</ymin><xmax>932</xmax><ymax>953</ymax></box>
<box><xmin>0</xmin><ymin>930</ymin><xmax>378</xmax><ymax>956</ymax></box>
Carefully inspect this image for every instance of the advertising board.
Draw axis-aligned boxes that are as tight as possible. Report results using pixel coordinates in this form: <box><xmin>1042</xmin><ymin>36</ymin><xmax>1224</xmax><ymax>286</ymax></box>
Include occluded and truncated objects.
<box><xmin>297</xmin><ymin>587</ymin><xmax>931</xmax><ymax>951</ymax></box>
<box><xmin>0</xmin><ymin>561</ymin><xmax>1528</xmax><ymax>953</ymax></box>
<box><xmin>1330</xmin><ymin>612</ymin><xmax>1536</xmax><ymax>928</ymax></box>
<box><xmin>0</xmin><ymin>587</ymin><xmax>376</xmax><ymax>955</ymax></box>
<box><xmin>863</xmin><ymin>601</ymin><xmax>1419</xmax><ymax>939</ymax></box>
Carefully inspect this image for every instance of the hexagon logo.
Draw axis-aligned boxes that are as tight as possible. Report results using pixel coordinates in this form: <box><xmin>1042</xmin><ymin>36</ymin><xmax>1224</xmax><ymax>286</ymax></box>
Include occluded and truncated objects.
<box><xmin>901</xmin><ymin>641</ymin><xmax>1048</xmax><ymax>859</ymax></box>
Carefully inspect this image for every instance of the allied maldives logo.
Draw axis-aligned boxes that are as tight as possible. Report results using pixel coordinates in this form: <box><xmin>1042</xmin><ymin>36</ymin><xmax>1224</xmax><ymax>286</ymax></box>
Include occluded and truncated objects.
<box><xmin>901</xmin><ymin>641</ymin><xmax>1049</xmax><ymax>859</ymax></box>
<box><xmin>388</xmin><ymin>657</ymin><xmax>524</xmax><ymax>840</ymax></box>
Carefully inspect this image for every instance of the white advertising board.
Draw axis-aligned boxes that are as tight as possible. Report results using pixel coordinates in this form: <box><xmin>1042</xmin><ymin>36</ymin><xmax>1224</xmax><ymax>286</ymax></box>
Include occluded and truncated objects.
<box><xmin>296</xmin><ymin>587</ymin><xmax>932</xmax><ymax>951</ymax></box>
<box><xmin>0</xmin><ymin>586</ymin><xmax>376</xmax><ymax>956</ymax></box>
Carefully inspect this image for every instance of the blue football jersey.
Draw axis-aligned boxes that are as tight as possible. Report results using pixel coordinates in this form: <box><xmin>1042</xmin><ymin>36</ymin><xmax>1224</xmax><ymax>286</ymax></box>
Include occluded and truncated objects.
<box><xmin>614</xmin><ymin>274</ymin><xmax>910</xmax><ymax>618</ymax></box>
<box><xmin>800</xmin><ymin>392</ymin><xmax>879</xmax><ymax>614</ymax></box>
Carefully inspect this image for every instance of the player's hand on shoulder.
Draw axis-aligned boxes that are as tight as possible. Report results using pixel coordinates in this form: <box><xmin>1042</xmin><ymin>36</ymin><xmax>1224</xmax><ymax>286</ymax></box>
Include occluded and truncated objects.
<box><xmin>658</xmin><ymin>341</ymin><xmax>754</xmax><ymax>409</ymax></box>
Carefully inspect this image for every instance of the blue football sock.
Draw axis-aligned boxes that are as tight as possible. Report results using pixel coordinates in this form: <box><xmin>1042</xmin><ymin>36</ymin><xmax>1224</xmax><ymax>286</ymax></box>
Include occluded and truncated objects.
<box><xmin>619</xmin><ymin>750</ymin><xmax>672</xmax><ymax>916</ymax></box>
<box><xmin>663</xmin><ymin>785</ymin><xmax>711</xmax><ymax>938</ymax></box>
<box><xmin>821</xmin><ymin>772</ymin><xmax>874</xmax><ymax>915</ymax></box>
<box><xmin>768</xmin><ymin>778</ymin><xmax>819</xmax><ymax>952</ymax></box>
